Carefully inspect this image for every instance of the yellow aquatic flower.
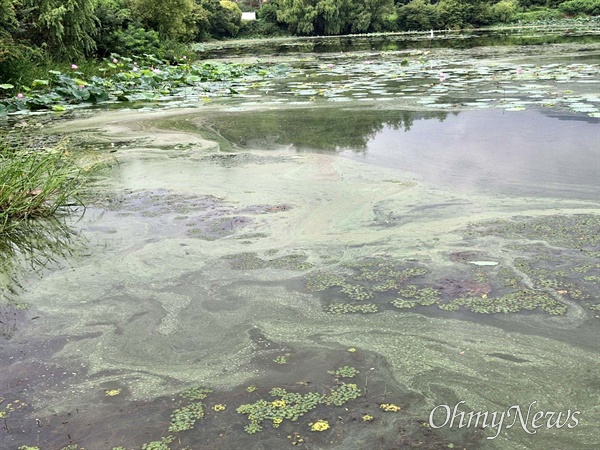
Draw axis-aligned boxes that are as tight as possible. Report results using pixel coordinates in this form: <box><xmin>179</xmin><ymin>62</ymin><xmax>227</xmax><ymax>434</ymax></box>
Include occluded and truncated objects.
<box><xmin>309</xmin><ymin>419</ymin><xmax>330</xmax><ymax>432</ymax></box>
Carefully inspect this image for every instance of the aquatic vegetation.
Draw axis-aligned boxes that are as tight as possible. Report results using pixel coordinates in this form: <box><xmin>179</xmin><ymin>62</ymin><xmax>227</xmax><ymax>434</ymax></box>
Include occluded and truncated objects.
<box><xmin>287</xmin><ymin>432</ymin><xmax>305</xmax><ymax>445</ymax></box>
<box><xmin>168</xmin><ymin>402</ymin><xmax>205</xmax><ymax>432</ymax></box>
<box><xmin>179</xmin><ymin>386</ymin><xmax>212</xmax><ymax>400</ymax></box>
<box><xmin>141</xmin><ymin>436</ymin><xmax>174</xmax><ymax>450</ymax></box>
<box><xmin>309</xmin><ymin>419</ymin><xmax>330</xmax><ymax>432</ymax></box>
<box><xmin>328</xmin><ymin>366</ymin><xmax>359</xmax><ymax>378</ymax></box>
<box><xmin>0</xmin><ymin>139</ymin><xmax>83</xmax><ymax>233</ymax></box>
<box><xmin>0</xmin><ymin>58</ymin><xmax>281</xmax><ymax>115</ymax></box>
<box><xmin>323</xmin><ymin>383</ymin><xmax>361</xmax><ymax>406</ymax></box>
<box><xmin>246</xmin><ymin>386</ymin><xmax>257</xmax><ymax>393</ymax></box>
<box><xmin>380</xmin><ymin>403</ymin><xmax>401</xmax><ymax>412</ymax></box>
<box><xmin>396</xmin><ymin>285</ymin><xmax>440</xmax><ymax>306</ymax></box>
<box><xmin>237</xmin><ymin>382</ymin><xmax>361</xmax><ymax>433</ymax></box>
<box><xmin>0</xmin><ymin>398</ymin><xmax>26</xmax><ymax>418</ymax></box>
<box><xmin>451</xmin><ymin>290</ymin><xmax>567</xmax><ymax>315</ymax></box>
<box><xmin>273</xmin><ymin>355</ymin><xmax>288</xmax><ymax>364</ymax></box>
<box><xmin>212</xmin><ymin>404</ymin><xmax>226</xmax><ymax>412</ymax></box>
<box><xmin>105</xmin><ymin>388</ymin><xmax>122</xmax><ymax>397</ymax></box>
<box><xmin>305</xmin><ymin>271</ymin><xmax>347</xmax><ymax>292</ymax></box>
<box><xmin>340</xmin><ymin>283</ymin><xmax>374</xmax><ymax>301</ymax></box>
<box><xmin>362</xmin><ymin>414</ymin><xmax>374</xmax><ymax>422</ymax></box>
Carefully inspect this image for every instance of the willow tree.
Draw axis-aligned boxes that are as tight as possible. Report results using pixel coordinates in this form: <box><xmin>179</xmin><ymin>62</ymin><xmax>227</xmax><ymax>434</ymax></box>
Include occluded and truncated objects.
<box><xmin>23</xmin><ymin>0</ymin><xmax>98</xmax><ymax>59</ymax></box>
<box><xmin>129</xmin><ymin>0</ymin><xmax>196</xmax><ymax>40</ymax></box>
<box><xmin>275</xmin><ymin>0</ymin><xmax>393</xmax><ymax>35</ymax></box>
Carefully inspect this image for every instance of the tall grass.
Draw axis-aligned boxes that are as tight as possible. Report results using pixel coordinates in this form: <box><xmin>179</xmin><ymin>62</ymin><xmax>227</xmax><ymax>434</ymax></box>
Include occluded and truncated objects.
<box><xmin>0</xmin><ymin>138</ymin><xmax>83</xmax><ymax>234</ymax></box>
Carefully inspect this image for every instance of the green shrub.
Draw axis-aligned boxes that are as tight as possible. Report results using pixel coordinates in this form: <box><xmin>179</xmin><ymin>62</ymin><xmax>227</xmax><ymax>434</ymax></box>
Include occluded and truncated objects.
<box><xmin>559</xmin><ymin>0</ymin><xmax>600</xmax><ymax>15</ymax></box>
<box><xmin>490</xmin><ymin>0</ymin><xmax>519</xmax><ymax>23</ymax></box>
<box><xmin>396</xmin><ymin>0</ymin><xmax>440</xmax><ymax>30</ymax></box>
<box><xmin>513</xmin><ymin>7</ymin><xmax>563</xmax><ymax>22</ymax></box>
<box><xmin>129</xmin><ymin>0</ymin><xmax>196</xmax><ymax>40</ymax></box>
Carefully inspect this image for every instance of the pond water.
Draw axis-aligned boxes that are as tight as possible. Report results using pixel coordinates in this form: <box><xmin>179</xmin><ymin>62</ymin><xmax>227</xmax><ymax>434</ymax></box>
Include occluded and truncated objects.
<box><xmin>1</xmin><ymin>30</ymin><xmax>599</xmax><ymax>450</ymax></box>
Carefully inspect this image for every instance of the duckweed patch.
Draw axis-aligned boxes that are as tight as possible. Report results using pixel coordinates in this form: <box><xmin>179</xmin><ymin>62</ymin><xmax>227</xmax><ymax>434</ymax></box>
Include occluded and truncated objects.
<box><xmin>237</xmin><ymin>381</ymin><xmax>361</xmax><ymax>434</ymax></box>
<box><xmin>467</xmin><ymin>214</ymin><xmax>599</xmax><ymax>314</ymax></box>
<box><xmin>328</xmin><ymin>366</ymin><xmax>359</xmax><ymax>379</ymax></box>
<box><xmin>179</xmin><ymin>386</ymin><xmax>212</xmax><ymax>401</ymax></box>
<box><xmin>141</xmin><ymin>435</ymin><xmax>174</xmax><ymax>450</ymax></box>
<box><xmin>168</xmin><ymin>401</ymin><xmax>205</xmax><ymax>432</ymax></box>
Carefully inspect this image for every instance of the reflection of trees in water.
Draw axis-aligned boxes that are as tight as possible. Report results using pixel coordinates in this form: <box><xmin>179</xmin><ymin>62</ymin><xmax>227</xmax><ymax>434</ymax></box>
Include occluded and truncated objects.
<box><xmin>0</xmin><ymin>218</ymin><xmax>80</xmax><ymax>326</ymax></box>
<box><xmin>213</xmin><ymin>109</ymin><xmax>450</xmax><ymax>151</ymax></box>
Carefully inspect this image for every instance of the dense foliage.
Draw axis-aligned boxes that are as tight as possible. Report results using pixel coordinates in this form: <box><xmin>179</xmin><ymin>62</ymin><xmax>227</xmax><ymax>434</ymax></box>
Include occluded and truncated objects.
<box><xmin>0</xmin><ymin>0</ymin><xmax>598</xmax><ymax>88</ymax></box>
<box><xmin>258</xmin><ymin>0</ymin><xmax>599</xmax><ymax>34</ymax></box>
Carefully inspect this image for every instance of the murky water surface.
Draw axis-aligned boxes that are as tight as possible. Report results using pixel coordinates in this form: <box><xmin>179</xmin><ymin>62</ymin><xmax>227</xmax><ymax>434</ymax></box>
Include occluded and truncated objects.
<box><xmin>1</xmin><ymin>31</ymin><xmax>599</xmax><ymax>450</ymax></box>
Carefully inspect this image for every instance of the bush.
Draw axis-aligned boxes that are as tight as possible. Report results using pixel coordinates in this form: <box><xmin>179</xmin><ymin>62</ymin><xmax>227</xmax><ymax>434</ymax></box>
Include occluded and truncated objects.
<box><xmin>559</xmin><ymin>0</ymin><xmax>600</xmax><ymax>15</ymax></box>
<box><xmin>129</xmin><ymin>0</ymin><xmax>196</xmax><ymax>40</ymax></box>
<box><xmin>396</xmin><ymin>0</ymin><xmax>440</xmax><ymax>30</ymax></box>
<box><xmin>490</xmin><ymin>0</ymin><xmax>519</xmax><ymax>23</ymax></box>
<box><xmin>513</xmin><ymin>7</ymin><xmax>563</xmax><ymax>22</ymax></box>
<box><xmin>238</xmin><ymin>19</ymin><xmax>288</xmax><ymax>37</ymax></box>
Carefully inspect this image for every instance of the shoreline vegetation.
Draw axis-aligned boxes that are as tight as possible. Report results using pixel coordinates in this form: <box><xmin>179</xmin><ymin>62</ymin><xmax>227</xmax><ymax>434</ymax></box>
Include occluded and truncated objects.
<box><xmin>0</xmin><ymin>137</ymin><xmax>83</xmax><ymax>234</ymax></box>
<box><xmin>1</xmin><ymin>1</ymin><xmax>599</xmax><ymax>91</ymax></box>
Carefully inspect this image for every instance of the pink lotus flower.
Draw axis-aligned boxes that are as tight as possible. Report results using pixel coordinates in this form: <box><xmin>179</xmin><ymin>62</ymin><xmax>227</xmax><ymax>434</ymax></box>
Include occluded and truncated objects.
<box><xmin>71</xmin><ymin>64</ymin><xmax>78</xmax><ymax>69</ymax></box>
<box><xmin>79</xmin><ymin>85</ymin><xmax>85</xmax><ymax>89</ymax></box>
<box><xmin>327</xmin><ymin>64</ymin><xmax>334</xmax><ymax>69</ymax></box>
<box><xmin>182</xmin><ymin>55</ymin><xmax>187</xmax><ymax>60</ymax></box>
<box><xmin>113</xmin><ymin>58</ymin><xmax>118</xmax><ymax>64</ymax></box>
<box><xmin>516</xmin><ymin>67</ymin><xmax>523</xmax><ymax>75</ymax></box>
<box><xmin>439</xmin><ymin>72</ymin><xmax>447</xmax><ymax>82</ymax></box>
<box><xmin>17</xmin><ymin>93</ymin><xmax>23</xmax><ymax>99</ymax></box>
<box><xmin>133</xmin><ymin>67</ymin><xmax>138</xmax><ymax>72</ymax></box>
<box><xmin>152</xmin><ymin>68</ymin><xmax>160</xmax><ymax>74</ymax></box>
<box><xmin>134</xmin><ymin>62</ymin><xmax>138</xmax><ymax>66</ymax></box>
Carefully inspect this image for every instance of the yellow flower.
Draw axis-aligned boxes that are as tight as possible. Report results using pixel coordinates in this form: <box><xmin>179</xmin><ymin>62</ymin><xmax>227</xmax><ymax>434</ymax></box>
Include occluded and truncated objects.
<box><xmin>362</xmin><ymin>414</ymin><xmax>374</xmax><ymax>422</ymax></box>
<box><xmin>347</xmin><ymin>348</ymin><xmax>357</xmax><ymax>353</ymax></box>
<box><xmin>309</xmin><ymin>419</ymin><xmax>330</xmax><ymax>432</ymax></box>
<box><xmin>380</xmin><ymin>403</ymin><xmax>400</xmax><ymax>412</ymax></box>
<box><xmin>212</xmin><ymin>404</ymin><xmax>226</xmax><ymax>412</ymax></box>
<box><xmin>105</xmin><ymin>389</ymin><xmax>121</xmax><ymax>397</ymax></box>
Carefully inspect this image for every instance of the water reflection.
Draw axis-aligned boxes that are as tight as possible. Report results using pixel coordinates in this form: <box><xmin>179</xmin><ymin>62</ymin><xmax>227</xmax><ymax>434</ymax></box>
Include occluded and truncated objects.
<box><xmin>0</xmin><ymin>218</ymin><xmax>80</xmax><ymax>309</ymax></box>
<box><xmin>198</xmin><ymin>29</ymin><xmax>600</xmax><ymax>58</ymax></box>
<box><xmin>203</xmin><ymin>108</ymin><xmax>450</xmax><ymax>151</ymax></box>
<box><xmin>205</xmin><ymin>107</ymin><xmax>599</xmax><ymax>200</ymax></box>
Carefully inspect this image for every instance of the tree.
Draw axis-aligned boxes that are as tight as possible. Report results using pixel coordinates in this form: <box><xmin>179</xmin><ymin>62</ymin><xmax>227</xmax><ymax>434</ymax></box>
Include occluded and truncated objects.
<box><xmin>274</xmin><ymin>0</ymin><xmax>393</xmax><ymax>35</ymax></box>
<box><xmin>22</xmin><ymin>0</ymin><xmax>98</xmax><ymax>59</ymax></box>
<box><xmin>129</xmin><ymin>0</ymin><xmax>196</xmax><ymax>40</ymax></box>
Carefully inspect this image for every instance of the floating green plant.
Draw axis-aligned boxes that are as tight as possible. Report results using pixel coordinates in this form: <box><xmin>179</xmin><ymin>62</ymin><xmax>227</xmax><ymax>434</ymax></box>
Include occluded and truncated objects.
<box><xmin>141</xmin><ymin>436</ymin><xmax>174</xmax><ymax>450</ymax></box>
<box><xmin>237</xmin><ymin>383</ymin><xmax>360</xmax><ymax>434</ymax></box>
<box><xmin>179</xmin><ymin>386</ymin><xmax>212</xmax><ymax>400</ymax></box>
<box><xmin>168</xmin><ymin>402</ymin><xmax>204</xmax><ymax>432</ymax></box>
<box><xmin>273</xmin><ymin>355</ymin><xmax>288</xmax><ymax>364</ymax></box>
<box><xmin>328</xmin><ymin>366</ymin><xmax>359</xmax><ymax>378</ymax></box>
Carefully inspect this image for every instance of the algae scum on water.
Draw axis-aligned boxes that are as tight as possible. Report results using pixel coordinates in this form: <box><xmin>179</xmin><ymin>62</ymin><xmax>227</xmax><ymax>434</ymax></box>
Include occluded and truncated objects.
<box><xmin>1</xmin><ymin>31</ymin><xmax>599</xmax><ymax>450</ymax></box>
